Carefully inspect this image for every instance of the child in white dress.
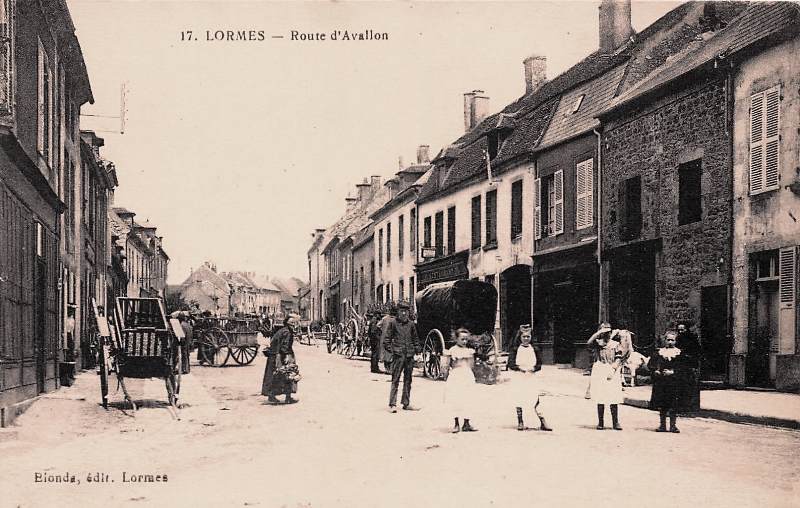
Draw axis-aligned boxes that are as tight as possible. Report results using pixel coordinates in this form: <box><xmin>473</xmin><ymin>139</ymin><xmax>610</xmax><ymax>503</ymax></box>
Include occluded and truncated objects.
<box><xmin>513</xmin><ymin>326</ymin><xmax>552</xmax><ymax>431</ymax></box>
<box><xmin>445</xmin><ymin>328</ymin><xmax>478</xmax><ymax>433</ymax></box>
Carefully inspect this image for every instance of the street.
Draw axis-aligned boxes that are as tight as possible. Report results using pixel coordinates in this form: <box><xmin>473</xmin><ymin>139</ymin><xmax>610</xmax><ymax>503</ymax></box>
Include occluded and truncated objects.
<box><xmin>2</xmin><ymin>340</ymin><xmax>798</xmax><ymax>508</ymax></box>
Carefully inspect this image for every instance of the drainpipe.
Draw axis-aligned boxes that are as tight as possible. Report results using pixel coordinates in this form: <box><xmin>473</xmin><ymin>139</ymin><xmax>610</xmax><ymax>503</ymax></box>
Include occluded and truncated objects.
<box><xmin>723</xmin><ymin>57</ymin><xmax>736</xmax><ymax>385</ymax></box>
<box><xmin>593</xmin><ymin>127</ymin><xmax>603</xmax><ymax>324</ymax></box>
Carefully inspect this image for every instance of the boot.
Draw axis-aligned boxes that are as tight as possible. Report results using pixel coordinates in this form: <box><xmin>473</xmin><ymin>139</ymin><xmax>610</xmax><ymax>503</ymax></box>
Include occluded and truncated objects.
<box><xmin>657</xmin><ymin>410</ymin><xmax>667</xmax><ymax>432</ymax></box>
<box><xmin>538</xmin><ymin>416</ymin><xmax>553</xmax><ymax>432</ymax></box>
<box><xmin>611</xmin><ymin>404</ymin><xmax>622</xmax><ymax>430</ymax></box>
<box><xmin>452</xmin><ymin>417</ymin><xmax>461</xmax><ymax>433</ymax></box>
<box><xmin>266</xmin><ymin>395</ymin><xmax>280</xmax><ymax>405</ymax></box>
<box><xmin>596</xmin><ymin>404</ymin><xmax>605</xmax><ymax>430</ymax></box>
<box><xmin>462</xmin><ymin>419</ymin><xmax>478</xmax><ymax>432</ymax></box>
<box><xmin>516</xmin><ymin>407</ymin><xmax>525</xmax><ymax>431</ymax></box>
<box><xmin>669</xmin><ymin>412</ymin><xmax>679</xmax><ymax>433</ymax></box>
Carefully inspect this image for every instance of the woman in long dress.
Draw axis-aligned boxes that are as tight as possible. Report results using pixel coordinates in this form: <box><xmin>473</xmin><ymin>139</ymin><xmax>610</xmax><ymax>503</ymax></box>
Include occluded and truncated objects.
<box><xmin>445</xmin><ymin>328</ymin><xmax>478</xmax><ymax>432</ymax></box>
<box><xmin>262</xmin><ymin>315</ymin><xmax>299</xmax><ymax>404</ymax></box>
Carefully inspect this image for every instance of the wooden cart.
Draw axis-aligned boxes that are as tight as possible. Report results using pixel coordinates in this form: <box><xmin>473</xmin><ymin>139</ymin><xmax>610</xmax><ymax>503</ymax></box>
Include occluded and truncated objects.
<box><xmin>194</xmin><ymin>316</ymin><xmax>263</xmax><ymax>366</ymax></box>
<box><xmin>94</xmin><ymin>297</ymin><xmax>182</xmax><ymax>418</ymax></box>
<box><xmin>415</xmin><ymin>280</ymin><xmax>500</xmax><ymax>383</ymax></box>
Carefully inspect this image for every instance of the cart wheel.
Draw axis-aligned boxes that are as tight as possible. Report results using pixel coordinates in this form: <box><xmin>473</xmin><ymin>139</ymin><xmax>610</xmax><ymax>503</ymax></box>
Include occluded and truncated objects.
<box><xmin>230</xmin><ymin>345</ymin><xmax>259</xmax><ymax>365</ymax></box>
<box><xmin>344</xmin><ymin>319</ymin><xmax>359</xmax><ymax>359</ymax></box>
<box><xmin>199</xmin><ymin>328</ymin><xmax>231</xmax><ymax>366</ymax></box>
<box><xmin>422</xmin><ymin>329</ymin><xmax>446</xmax><ymax>380</ymax></box>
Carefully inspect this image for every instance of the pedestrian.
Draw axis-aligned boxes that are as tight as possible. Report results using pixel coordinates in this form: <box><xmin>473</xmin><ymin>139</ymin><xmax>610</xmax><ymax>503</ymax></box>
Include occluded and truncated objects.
<box><xmin>587</xmin><ymin>326</ymin><xmax>625</xmax><ymax>430</ymax></box>
<box><xmin>378</xmin><ymin>303</ymin><xmax>397</xmax><ymax>373</ymax></box>
<box><xmin>367</xmin><ymin>311</ymin><xmax>383</xmax><ymax>373</ymax></box>
<box><xmin>513</xmin><ymin>325</ymin><xmax>552</xmax><ymax>431</ymax></box>
<box><xmin>676</xmin><ymin>321</ymin><xmax>701</xmax><ymax>411</ymax></box>
<box><xmin>262</xmin><ymin>314</ymin><xmax>300</xmax><ymax>405</ymax></box>
<box><xmin>384</xmin><ymin>301</ymin><xmax>421</xmax><ymax>412</ymax></box>
<box><xmin>648</xmin><ymin>330</ymin><xmax>691</xmax><ymax>433</ymax></box>
<box><xmin>177</xmin><ymin>312</ymin><xmax>193</xmax><ymax>374</ymax></box>
<box><xmin>445</xmin><ymin>328</ymin><xmax>478</xmax><ymax>433</ymax></box>
<box><xmin>197</xmin><ymin>310</ymin><xmax>214</xmax><ymax>365</ymax></box>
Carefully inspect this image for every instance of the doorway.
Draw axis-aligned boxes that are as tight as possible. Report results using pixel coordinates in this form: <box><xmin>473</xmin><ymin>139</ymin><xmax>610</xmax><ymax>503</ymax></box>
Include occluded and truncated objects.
<box><xmin>500</xmin><ymin>265</ymin><xmax>531</xmax><ymax>351</ymax></box>
<box><xmin>609</xmin><ymin>244</ymin><xmax>656</xmax><ymax>347</ymax></box>
<box><xmin>34</xmin><ymin>257</ymin><xmax>46</xmax><ymax>394</ymax></box>
<box><xmin>700</xmin><ymin>285</ymin><xmax>730</xmax><ymax>379</ymax></box>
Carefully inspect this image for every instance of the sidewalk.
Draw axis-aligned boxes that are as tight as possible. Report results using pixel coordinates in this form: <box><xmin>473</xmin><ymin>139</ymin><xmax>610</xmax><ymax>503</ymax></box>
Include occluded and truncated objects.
<box><xmin>531</xmin><ymin>365</ymin><xmax>800</xmax><ymax>430</ymax></box>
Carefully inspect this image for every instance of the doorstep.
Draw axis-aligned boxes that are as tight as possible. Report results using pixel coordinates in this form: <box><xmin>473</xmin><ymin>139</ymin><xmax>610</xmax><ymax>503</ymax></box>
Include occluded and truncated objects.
<box><xmin>0</xmin><ymin>395</ymin><xmax>41</xmax><ymax>428</ymax></box>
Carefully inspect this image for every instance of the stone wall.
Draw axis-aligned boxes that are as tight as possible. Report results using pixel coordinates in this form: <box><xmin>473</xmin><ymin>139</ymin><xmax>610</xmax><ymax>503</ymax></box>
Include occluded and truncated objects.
<box><xmin>602</xmin><ymin>74</ymin><xmax>732</xmax><ymax>334</ymax></box>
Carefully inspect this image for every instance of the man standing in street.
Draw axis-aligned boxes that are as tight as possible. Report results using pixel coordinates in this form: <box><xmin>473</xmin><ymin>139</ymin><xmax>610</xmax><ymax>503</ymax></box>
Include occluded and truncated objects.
<box><xmin>377</xmin><ymin>304</ymin><xmax>396</xmax><ymax>372</ymax></box>
<box><xmin>383</xmin><ymin>301</ymin><xmax>421</xmax><ymax>412</ymax></box>
<box><xmin>367</xmin><ymin>311</ymin><xmax>383</xmax><ymax>373</ymax></box>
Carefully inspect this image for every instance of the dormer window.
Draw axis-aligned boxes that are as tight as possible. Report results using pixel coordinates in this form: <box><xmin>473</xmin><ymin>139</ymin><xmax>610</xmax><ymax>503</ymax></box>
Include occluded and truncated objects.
<box><xmin>572</xmin><ymin>94</ymin><xmax>585</xmax><ymax>114</ymax></box>
<box><xmin>487</xmin><ymin>131</ymin><xmax>508</xmax><ymax>160</ymax></box>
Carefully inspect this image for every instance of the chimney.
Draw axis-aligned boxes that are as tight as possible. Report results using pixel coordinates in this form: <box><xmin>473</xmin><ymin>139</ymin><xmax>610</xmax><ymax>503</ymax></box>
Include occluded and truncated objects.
<box><xmin>463</xmin><ymin>90</ymin><xmax>490</xmax><ymax>132</ymax></box>
<box><xmin>345</xmin><ymin>196</ymin><xmax>358</xmax><ymax>213</ymax></box>
<box><xmin>523</xmin><ymin>55</ymin><xmax>547</xmax><ymax>94</ymax></box>
<box><xmin>356</xmin><ymin>178</ymin><xmax>373</xmax><ymax>204</ymax></box>
<box><xmin>599</xmin><ymin>0</ymin><xmax>633</xmax><ymax>54</ymax></box>
<box><xmin>416</xmin><ymin>145</ymin><xmax>430</xmax><ymax>164</ymax></box>
<box><xmin>370</xmin><ymin>175</ymin><xmax>382</xmax><ymax>194</ymax></box>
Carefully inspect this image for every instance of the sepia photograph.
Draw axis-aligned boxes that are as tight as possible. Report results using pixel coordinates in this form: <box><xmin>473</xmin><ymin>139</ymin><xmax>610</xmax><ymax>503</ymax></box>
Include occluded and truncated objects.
<box><xmin>0</xmin><ymin>0</ymin><xmax>799</xmax><ymax>506</ymax></box>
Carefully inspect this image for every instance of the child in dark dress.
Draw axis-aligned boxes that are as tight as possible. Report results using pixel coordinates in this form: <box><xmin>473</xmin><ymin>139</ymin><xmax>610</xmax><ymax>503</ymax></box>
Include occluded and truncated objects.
<box><xmin>648</xmin><ymin>330</ymin><xmax>691</xmax><ymax>433</ymax></box>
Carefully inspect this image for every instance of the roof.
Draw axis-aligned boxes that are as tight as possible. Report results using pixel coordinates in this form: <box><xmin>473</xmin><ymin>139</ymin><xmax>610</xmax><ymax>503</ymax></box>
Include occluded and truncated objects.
<box><xmin>180</xmin><ymin>264</ymin><xmax>230</xmax><ymax>292</ymax></box>
<box><xmin>537</xmin><ymin>64</ymin><xmax>627</xmax><ymax>149</ymax></box>
<box><xmin>352</xmin><ymin>223</ymin><xmax>375</xmax><ymax>249</ymax></box>
<box><xmin>370</xmin><ymin>167</ymin><xmax>432</xmax><ymax>220</ymax></box>
<box><xmin>602</xmin><ymin>1</ymin><xmax>800</xmax><ymax>116</ymax></box>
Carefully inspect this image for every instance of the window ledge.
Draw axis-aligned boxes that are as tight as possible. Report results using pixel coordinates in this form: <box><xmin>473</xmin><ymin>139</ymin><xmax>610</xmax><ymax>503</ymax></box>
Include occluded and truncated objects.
<box><xmin>749</xmin><ymin>187</ymin><xmax>779</xmax><ymax>198</ymax></box>
<box><xmin>483</xmin><ymin>242</ymin><xmax>498</xmax><ymax>252</ymax></box>
<box><xmin>511</xmin><ymin>235</ymin><xmax>522</xmax><ymax>243</ymax></box>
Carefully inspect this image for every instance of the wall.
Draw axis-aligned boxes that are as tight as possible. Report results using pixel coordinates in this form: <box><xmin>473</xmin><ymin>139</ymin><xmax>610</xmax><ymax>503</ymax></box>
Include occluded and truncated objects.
<box><xmin>731</xmin><ymin>37</ymin><xmax>800</xmax><ymax>387</ymax></box>
<box><xmin>373</xmin><ymin>197</ymin><xmax>417</xmax><ymax>302</ymax></box>
<box><xmin>602</xmin><ymin>74</ymin><xmax>732</xmax><ymax>337</ymax></box>
<box><xmin>352</xmin><ymin>236</ymin><xmax>374</xmax><ymax>312</ymax></box>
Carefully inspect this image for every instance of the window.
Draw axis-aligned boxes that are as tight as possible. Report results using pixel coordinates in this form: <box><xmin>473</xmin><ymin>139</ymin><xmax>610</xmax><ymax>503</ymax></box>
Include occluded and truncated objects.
<box><xmin>398</xmin><ymin>214</ymin><xmax>404</xmax><ymax>260</ymax></box>
<box><xmin>369</xmin><ymin>261</ymin><xmax>375</xmax><ymax>295</ymax></box>
<box><xmin>572</xmin><ymin>94</ymin><xmax>585</xmax><ymax>114</ymax></box>
<box><xmin>534</xmin><ymin>170</ymin><xmax>563</xmax><ymax>239</ymax></box>
<box><xmin>485</xmin><ymin>190</ymin><xmax>497</xmax><ymax>246</ymax></box>
<box><xmin>447</xmin><ymin>206</ymin><xmax>456</xmax><ymax>254</ymax></box>
<box><xmin>399</xmin><ymin>279</ymin><xmax>405</xmax><ymax>300</ymax></box>
<box><xmin>37</xmin><ymin>38</ymin><xmax>54</xmax><ymax>170</ymax></box>
<box><xmin>511</xmin><ymin>180</ymin><xmax>523</xmax><ymax>239</ymax></box>
<box><xmin>576</xmin><ymin>159</ymin><xmax>594</xmax><ymax>230</ymax></box>
<box><xmin>749</xmin><ymin>85</ymin><xmax>780</xmax><ymax>194</ymax></box>
<box><xmin>678</xmin><ymin>159</ymin><xmax>702</xmax><ymax>225</ymax></box>
<box><xmin>488</xmin><ymin>131</ymin><xmax>507</xmax><ymax>160</ymax></box>
<box><xmin>484</xmin><ymin>274</ymin><xmax>495</xmax><ymax>286</ymax></box>
<box><xmin>409</xmin><ymin>276</ymin><xmax>415</xmax><ymax>299</ymax></box>
<box><xmin>378</xmin><ymin>228</ymin><xmax>383</xmax><ymax>270</ymax></box>
<box><xmin>471</xmin><ymin>196</ymin><xmax>481</xmax><ymax>249</ymax></box>
<box><xmin>755</xmin><ymin>250</ymin><xmax>778</xmax><ymax>281</ymax></box>
<box><xmin>386</xmin><ymin>222</ymin><xmax>391</xmax><ymax>263</ymax></box>
<box><xmin>618</xmin><ymin>176</ymin><xmax>642</xmax><ymax>241</ymax></box>
<box><xmin>410</xmin><ymin>208</ymin><xmax>416</xmax><ymax>253</ymax></box>
<box><xmin>423</xmin><ymin>216</ymin><xmax>432</xmax><ymax>248</ymax></box>
<box><xmin>435</xmin><ymin>211</ymin><xmax>444</xmax><ymax>257</ymax></box>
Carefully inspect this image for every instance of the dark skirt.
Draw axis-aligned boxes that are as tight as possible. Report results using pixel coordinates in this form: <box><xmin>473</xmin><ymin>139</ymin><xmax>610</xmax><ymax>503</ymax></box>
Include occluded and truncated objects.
<box><xmin>261</xmin><ymin>354</ymin><xmax>297</xmax><ymax>396</ymax></box>
<box><xmin>650</xmin><ymin>374</ymin><xmax>692</xmax><ymax>412</ymax></box>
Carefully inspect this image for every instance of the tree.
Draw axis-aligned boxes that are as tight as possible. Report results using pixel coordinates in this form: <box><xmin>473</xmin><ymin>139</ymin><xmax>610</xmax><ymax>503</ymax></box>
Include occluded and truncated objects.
<box><xmin>164</xmin><ymin>291</ymin><xmax>191</xmax><ymax>314</ymax></box>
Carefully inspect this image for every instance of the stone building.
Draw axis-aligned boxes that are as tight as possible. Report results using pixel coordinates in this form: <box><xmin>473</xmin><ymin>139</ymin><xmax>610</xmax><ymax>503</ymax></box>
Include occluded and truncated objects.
<box><xmin>351</xmin><ymin>224</ymin><xmax>375</xmax><ymax>315</ymax></box>
<box><xmin>598</xmin><ymin>1</ymin><xmax>778</xmax><ymax>384</ymax></box>
<box><xmin>727</xmin><ymin>3</ymin><xmax>800</xmax><ymax>390</ymax></box>
<box><xmin>179</xmin><ymin>261</ymin><xmax>230</xmax><ymax>315</ymax></box>
<box><xmin>0</xmin><ymin>0</ymin><xmax>93</xmax><ymax>425</ymax></box>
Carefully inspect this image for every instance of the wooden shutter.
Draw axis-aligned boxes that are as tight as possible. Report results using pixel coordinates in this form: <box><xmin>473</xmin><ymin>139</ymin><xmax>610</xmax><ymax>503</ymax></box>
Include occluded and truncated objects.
<box><xmin>553</xmin><ymin>170</ymin><xmax>564</xmax><ymax>235</ymax></box>
<box><xmin>778</xmin><ymin>246</ymin><xmax>797</xmax><ymax>354</ymax></box>
<box><xmin>534</xmin><ymin>178</ymin><xmax>542</xmax><ymax>240</ymax></box>
<box><xmin>576</xmin><ymin>159</ymin><xmax>593</xmax><ymax>230</ymax></box>
<box><xmin>750</xmin><ymin>86</ymin><xmax>780</xmax><ymax>194</ymax></box>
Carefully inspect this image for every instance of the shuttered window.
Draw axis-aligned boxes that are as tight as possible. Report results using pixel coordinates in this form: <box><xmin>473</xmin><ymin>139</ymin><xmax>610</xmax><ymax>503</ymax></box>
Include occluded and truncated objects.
<box><xmin>410</xmin><ymin>208</ymin><xmax>416</xmax><ymax>254</ymax></box>
<box><xmin>447</xmin><ymin>206</ymin><xmax>456</xmax><ymax>254</ymax></box>
<box><xmin>553</xmin><ymin>170</ymin><xmax>564</xmax><ymax>235</ymax></box>
<box><xmin>423</xmin><ymin>216</ymin><xmax>431</xmax><ymax>248</ymax></box>
<box><xmin>576</xmin><ymin>159</ymin><xmax>594</xmax><ymax>230</ymax></box>
<box><xmin>534</xmin><ymin>178</ymin><xmax>542</xmax><ymax>240</ymax></box>
<box><xmin>750</xmin><ymin>85</ymin><xmax>780</xmax><ymax>194</ymax></box>
<box><xmin>485</xmin><ymin>190</ymin><xmax>497</xmax><ymax>245</ymax></box>
<box><xmin>779</xmin><ymin>247</ymin><xmax>796</xmax><ymax>308</ymax></box>
<box><xmin>434</xmin><ymin>211</ymin><xmax>444</xmax><ymax>257</ymax></box>
<box><xmin>471</xmin><ymin>196</ymin><xmax>481</xmax><ymax>249</ymax></box>
<box><xmin>386</xmin><ymin>222</ymin><xmax>391</xmax><ymax>263</ymax></box>
<box><xmin>511</xmin><ymin>180</ymin><xmax>523</xmax><ymax>239</ymax></box>
<box><xmin>398</xmin><ymin>214</ymin><xmax>404</xmax><ymax>260</ymax></box>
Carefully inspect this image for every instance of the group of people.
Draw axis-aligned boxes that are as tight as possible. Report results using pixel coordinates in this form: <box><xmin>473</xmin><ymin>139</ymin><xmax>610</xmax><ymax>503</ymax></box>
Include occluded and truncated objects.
<box><xmin>257</xmin><ymin>303</ymin><xmax>702</xmax><ymax>435</ymax></box>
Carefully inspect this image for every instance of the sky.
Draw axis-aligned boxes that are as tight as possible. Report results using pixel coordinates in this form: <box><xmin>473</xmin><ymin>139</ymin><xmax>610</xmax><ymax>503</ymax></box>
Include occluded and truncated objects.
<box><xmin>69</xmin><ymin>0</ymin><xmax>681</xmax><ymax>284</ymax></box>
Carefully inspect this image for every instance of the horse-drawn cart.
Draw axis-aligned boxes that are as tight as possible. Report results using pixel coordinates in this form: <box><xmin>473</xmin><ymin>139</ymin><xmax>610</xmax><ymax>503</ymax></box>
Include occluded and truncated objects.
<box><xmin>415</xmin><ymin>280</ymin><xmax>500</xmax><ymax>383</ymax></box>
<box><xmin>94</xmin><ymin>297</ymin><xmax>182</xmax><ymax>418</ymax></box>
